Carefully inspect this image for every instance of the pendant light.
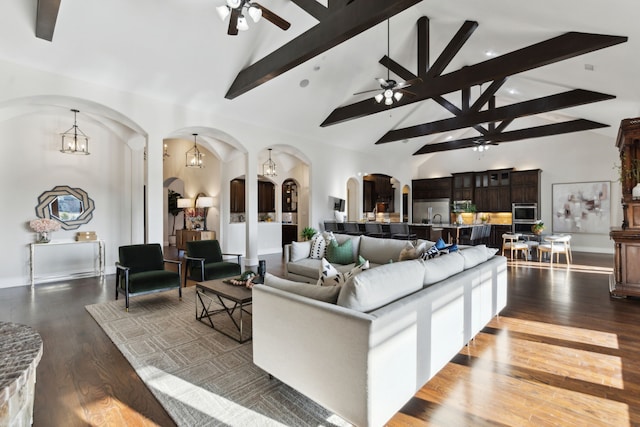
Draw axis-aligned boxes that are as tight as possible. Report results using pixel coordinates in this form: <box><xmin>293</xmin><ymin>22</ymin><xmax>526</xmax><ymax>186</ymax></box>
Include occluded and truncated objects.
<box><xmin>263</xmin><ymin>148</ymin><xmax>277</xmax><ymax>177</ymax></box>
<box><xmin>60</xmin><ymin>109</ymin><xmax>90</xmax><ymax>155</ymax></box>
<box><xmin>185</xmin><ymin>133</ymin><xmax>204</xmax><ymax>168</ymax></box>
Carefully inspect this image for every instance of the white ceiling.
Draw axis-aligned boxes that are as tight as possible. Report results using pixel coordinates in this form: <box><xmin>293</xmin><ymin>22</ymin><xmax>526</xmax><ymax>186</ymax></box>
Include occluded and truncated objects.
<box><xmin>1</xmin><ymin>0</ymin><xmax>638</xmax><ymax>158</ymax></box>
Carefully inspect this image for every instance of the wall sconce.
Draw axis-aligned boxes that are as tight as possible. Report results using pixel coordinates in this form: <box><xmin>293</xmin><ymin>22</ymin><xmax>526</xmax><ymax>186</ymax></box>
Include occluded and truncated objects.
<box><xmin>177</xmin><ymin>198</ymin><xmax>192</xmax><ymax>228</ymax></box>
<box><xmin>195</xmin><ymin>196</ymin><xmax>214</xmax><ymax>231</ymax></box>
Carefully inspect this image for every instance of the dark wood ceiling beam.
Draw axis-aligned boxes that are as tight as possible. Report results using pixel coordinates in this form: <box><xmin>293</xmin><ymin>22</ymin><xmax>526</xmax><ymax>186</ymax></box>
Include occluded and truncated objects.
<box><xmin>494</xmin><ymin>118</ymin><xmax>512</xmax><ymax>133</ymax></box>
<box><xmin>36</xmin><ymin>0</ymin><xmax>61</xmax><ymax>41</ymax></box>
<box><xmin>289</xmin><ymin>0</ymin><xmax>328</xmax><ymax>21</ymax></box>
<box><xmin>417</xmin><ymin>16</ymin><xmax>429</xmax><ymax>75</ymax></box>
<box><xmin>426</xmin><ymin>20</ymin><xmax>478</xmax><ymax>78</ymax></box>
<box><xmin>322</xmin><ymin>32</ymin><xmax>627</xmax><ymax>126</ymax></box>
<box><xmin>379</xmin><ymin>56</ymin><xmax>416</xmax><ymax>81</ymax></box>
<box><xmin>433</xmin><ymin>96</ymin><xmax>488</xmax><ymax>135</ymax></box>
<box><xmin>376</xmin><ymin>89</ymin><xmax>615</xmax><ymax>144</ymax></box>
<box><xmin>413</xmin><ymin>119</ymin><xmax>608</xmax><ymax>155</ymax></box>
<box><xmin>226</xmin><ymin>0</ymin><xmax>422</xmax><ymax>99</ymax></box>
<box><xmin>470</xmin><ymin>78</ymin><xmax>507</xmax><ymax>112</ymax></box>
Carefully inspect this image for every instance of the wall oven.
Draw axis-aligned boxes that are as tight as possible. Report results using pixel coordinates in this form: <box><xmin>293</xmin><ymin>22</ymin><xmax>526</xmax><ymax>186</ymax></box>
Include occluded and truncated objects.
<box><xmin>512</xmin><ymin>203</ymin><xmax>538</xmax><ymax>223</ymax></box>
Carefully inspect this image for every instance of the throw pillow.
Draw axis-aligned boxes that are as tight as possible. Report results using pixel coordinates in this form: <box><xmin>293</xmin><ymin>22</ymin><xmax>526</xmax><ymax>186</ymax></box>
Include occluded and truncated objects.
<box><xmin>263</xmin><ymin>274</ymin><xmax>341</xmax><ymax>304</ymax></box>
<box><xmin>357</xmin><ymin>255</ymin><xmax>368</xmax><ymax>266</ymax></box>
<box><xmin>326</xmin><ymin>238</ymin><xmax>354</xmax><ymax>265</ymax></box>
<box><xmin>398</xmin><ymin>241</ymin><xmax>417</xmax><ymax>261</ymax></box>
<box><xmin>422</xmin><ymin>244</ymin><xmax>441</xmax><ymax>259</ymax></box>
<box><xmin>309</xmin><ymin>235</ymin><xmax>327</xmax><ymax>259</ymax></box>
<box><xmin>435</xmin><ymin>237</ymin><xmax>448</xmax><ymax>250</ymax></box>
<box><xmin>317</xmin><ymin>258</ymin><xmax>367</xmax><ymax>286</ymax></box>
<box><xmin>290</xmin><ymin>240</ymin><xmax>312</xmax><ymax>262</ymax></box>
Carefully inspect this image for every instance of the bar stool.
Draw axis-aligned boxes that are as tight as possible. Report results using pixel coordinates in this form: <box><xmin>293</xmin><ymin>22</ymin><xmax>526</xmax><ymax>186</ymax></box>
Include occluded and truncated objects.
<box><xmin>502</xmin><ymin>233</ymin><xmax>528</xmax><ymax>261</ymax></box>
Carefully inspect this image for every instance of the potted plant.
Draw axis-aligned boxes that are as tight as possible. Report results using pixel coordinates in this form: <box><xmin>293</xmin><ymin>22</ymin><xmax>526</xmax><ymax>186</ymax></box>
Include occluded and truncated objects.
<box><xmin>167</xmin><ymin>189</ymin><xmax>182</xmax><ymax>245</ymax></box>
<box><xmin>301</xmin><ymin>226</ymin><xmax>317</xmax><ymax>241</ymax></box>
<box><xmin>531</xmin><ymin>220</ymin><xmax>545</xmax><ymax>235</ymax></box>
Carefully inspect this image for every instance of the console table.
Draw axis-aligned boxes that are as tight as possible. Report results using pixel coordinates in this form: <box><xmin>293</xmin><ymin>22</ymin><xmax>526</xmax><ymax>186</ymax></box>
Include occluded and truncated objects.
<box><xmin>29</xmin><ymin>240</ymin><xmax>105</xmax><ymax>288</ymax></box>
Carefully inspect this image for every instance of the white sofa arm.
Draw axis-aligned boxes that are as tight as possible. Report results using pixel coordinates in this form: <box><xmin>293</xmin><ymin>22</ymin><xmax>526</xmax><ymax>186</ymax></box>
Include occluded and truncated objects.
<box><xmin>283</xmin><ymin>243</ymin><xmax>292</xmax><ymax>264</ymax></box>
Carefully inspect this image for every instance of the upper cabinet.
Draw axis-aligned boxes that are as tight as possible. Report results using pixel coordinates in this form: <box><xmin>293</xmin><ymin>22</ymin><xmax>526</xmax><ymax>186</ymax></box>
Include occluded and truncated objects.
<box><xmin>363</xmin><ymin>174</ymin><xmax>395</xmax><ymax>212</ymax></box>
<box><xmin>452</xmin><ymin>172</ymin><xmax>474</xmax><ymax>202</ymax></box>
<box><xmin>511</xmin><ymin>169</ymin><xmax>541</xmax><ymax>204</ymax></box>
<box><xmin>230</xmin><ymin>178</ymin><xmax>245</xmax><ymax>213</ymax></box>
<box><xmin>258</xmin><ymin>180</ymin><xmax>276</xmax><ymax>213</ymax></box>
<box><xmin>474</xmin><ymin>169</ymin><xmax>512</xmax><ymax>212</ymax></box>
<box><xmin>412</xmin><ymin>177</ymin><xmax>452</xmax><ymax>200</ymax></box>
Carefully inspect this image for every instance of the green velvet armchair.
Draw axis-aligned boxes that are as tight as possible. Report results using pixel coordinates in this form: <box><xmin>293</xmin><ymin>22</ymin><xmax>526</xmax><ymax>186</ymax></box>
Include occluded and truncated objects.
<box><xmin>115</xmin><ymin>243</ymin><xmax>182</xmax><ymax>311</ymax></box>
<box><xmin>184</xmin><ymin>239</ymin><xmax>242</xmax><ymax>286</ymax></box>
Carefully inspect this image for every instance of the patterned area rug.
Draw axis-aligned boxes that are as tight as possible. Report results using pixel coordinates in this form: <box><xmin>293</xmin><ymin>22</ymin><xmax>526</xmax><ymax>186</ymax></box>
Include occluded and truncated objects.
<box><xmin>86</xmin><ymin>287</ymin><xmax>350</xmax><ymax>427</ymax></box>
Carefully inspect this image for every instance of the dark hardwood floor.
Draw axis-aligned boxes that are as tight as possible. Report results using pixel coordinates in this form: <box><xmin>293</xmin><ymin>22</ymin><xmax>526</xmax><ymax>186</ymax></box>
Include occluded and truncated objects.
<box><xmin>2</xmin><ymin>249</ymin><xmax>637</xmax><ymax>426</ymax></box>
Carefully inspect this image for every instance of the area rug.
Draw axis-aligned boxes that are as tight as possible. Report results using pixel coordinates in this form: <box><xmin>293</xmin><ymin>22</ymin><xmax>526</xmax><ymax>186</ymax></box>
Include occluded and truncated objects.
<box><xmin>86</xmin><ymin>287</ymin><xmax>350</xmax><ymax>427</ymax></box>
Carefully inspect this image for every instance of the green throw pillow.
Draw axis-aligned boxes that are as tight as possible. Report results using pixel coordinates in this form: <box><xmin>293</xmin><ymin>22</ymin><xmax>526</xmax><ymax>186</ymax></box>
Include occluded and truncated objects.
<box><xmin>326</xmin><ymin>238</ymin><xmax>354</xmax><ymax>265</ymax></box>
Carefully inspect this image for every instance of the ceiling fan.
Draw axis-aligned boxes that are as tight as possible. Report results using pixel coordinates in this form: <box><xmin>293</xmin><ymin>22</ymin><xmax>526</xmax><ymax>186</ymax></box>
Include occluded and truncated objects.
<box><xmin>472</xmin><ymin>137</ymin><xmax>498</xmax><ymax>152</ymax></box>
<box><xmin>353</xmin><ymin>19</ymin><xmax>422</xmax><ymax>105</ymax></box>
<box><xmin>216</xmin><ymin>0</ymin><xmax>291</xmax><ymax>36</ymax></box>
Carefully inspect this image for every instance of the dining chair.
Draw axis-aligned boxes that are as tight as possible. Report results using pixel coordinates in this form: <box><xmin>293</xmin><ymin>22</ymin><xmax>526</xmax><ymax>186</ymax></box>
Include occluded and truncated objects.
<box><xmin>501</xmin><ymin>233</ymin><xmax>528</xmax><ymax>261</ymax></box>
<box><xmin>537</xmin><ymin>235</ymin><xmax>572</xmax><ymax>265</ymax></box>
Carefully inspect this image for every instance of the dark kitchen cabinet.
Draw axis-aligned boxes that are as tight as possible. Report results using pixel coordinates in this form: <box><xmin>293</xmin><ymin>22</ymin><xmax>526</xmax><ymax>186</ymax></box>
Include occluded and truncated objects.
<box><xmin>412</xmin><ymin>177</ymin><xmax>452</xmax><ymax>200</ymax></box>
<box><xmin>230</xmin><ymin>179</ymin><xmax>245</xmax><ymax>213</ymax></box>
<box><xmin>282</xmin><ymin>179</ymin><xmax>298</xmax><ymax>212</ymax></box>
<box><xmin>452</xmin><ymin>172</ymin><xmax>474</xmax><ymax>202</ymax></box>
<box><xmin>258</xmin><ymin>180</ymin><xmax>275</xmax><ymax>213</ymax></box>
<box><xmin>511</xmin><ymin>169</ymin><xmax>541</xmax><ymax>204</ymax></box>
<box><xmin>282</xmin><ymin>224</ymin><xmax>298</xmax><ymax>248</ymax></box>
<box><xmin>474</xmin><ymin>169</ymin><xmax>511</xmax><ymax>212</ymax></box>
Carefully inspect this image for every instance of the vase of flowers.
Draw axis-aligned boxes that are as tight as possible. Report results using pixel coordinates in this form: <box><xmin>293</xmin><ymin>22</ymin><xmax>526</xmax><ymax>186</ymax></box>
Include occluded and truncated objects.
<box><xmin>531</xmin><ymin>220</ymin><xmax>545</xmax><ymax>235</ymax></box>
<box><xmin>29</xmin><ymin>218</ymin><xmax>61</xmax><ymax>243</ymax></box>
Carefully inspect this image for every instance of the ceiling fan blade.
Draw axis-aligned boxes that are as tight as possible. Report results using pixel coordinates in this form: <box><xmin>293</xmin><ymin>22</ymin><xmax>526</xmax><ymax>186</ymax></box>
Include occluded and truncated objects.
<box><xmin>254</xmin><ymin>3</ymin><xmax>291</xmax><ymax>30</ymax></box>
<box><xmin>228</xmin><ymin>8</ymin><xmax>240</xmax><ymax>35</ymax></box>
<box><xmin>354</xmin><ymin>88</ymin><xmax>382</xmax><ymax>96</ymax></box>
<box><xmin>398</xmin><ymin>88</ymin><xmax>416</xmax><ymax>97</ymax></box>
<box><xmin>396</xmin><ymin>77</ymin><xmax>423</xmax><ymax>89</ymax></box>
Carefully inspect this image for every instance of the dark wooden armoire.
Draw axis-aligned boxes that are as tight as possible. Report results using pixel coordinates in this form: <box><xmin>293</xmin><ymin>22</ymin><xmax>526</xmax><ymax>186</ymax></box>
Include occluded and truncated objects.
<box><xmin>610</xmin><ymin>117</ymin><xmax>640</xmax><ymax>297</ymax></box>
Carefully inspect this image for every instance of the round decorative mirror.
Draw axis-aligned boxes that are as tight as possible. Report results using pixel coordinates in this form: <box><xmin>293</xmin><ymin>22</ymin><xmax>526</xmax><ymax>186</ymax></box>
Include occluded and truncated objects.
<box><xmin>35</xmin><ymin>186</ymin><xmax>95</xmax><ymax>230</ymax></box>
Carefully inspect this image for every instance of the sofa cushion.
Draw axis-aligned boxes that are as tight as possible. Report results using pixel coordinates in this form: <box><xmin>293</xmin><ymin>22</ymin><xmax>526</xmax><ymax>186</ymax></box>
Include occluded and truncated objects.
<box><xmin>326</xmin><ymin>238</ymin><xmax>354</xmax><ymax>265</ymax></box>
<box><xmin>290</xmin><ymin>241</ymin><xmax>311</xmax><ymax>262</ymax></box>
<box><xmin>358</xmin><ymin>235</ymin><xmax>409</xmax><ymax>265</ymax></box>
<box><xmin>264</xmin><ymin>274</ymin><xmax>341</xmax><ymax>304</ymax></box>
<box><xmin>317</xmin><ymin>258</ymin><xmax>368</xmax><ymax>286</ymax></box>
<box><xmin>398</xmin><ymin>241</ymin><xmax>424</xmax><ymax>261</ymax></box>
<box><xmin>288</xmin><ymin>258</ymin><xmax>323</xmax><ymax>278</ymax></box>
<box><xmin>459</xmin><ymin>244</ymin><xmax>489</xmax><ymax>269</ymax></box>
<box><xmin>337</xmin><ymin>259</ymin><xmax>425</xmax><ymax>312</ymax></box>
<box><xmin>309</xmin><ymin>235</ymin><xmax>327</xmax><ymax>259</ymax></box>
<box><xmin>423</xmin><ymin>252</ymin><xmax>466</xmax><ymax>286</ymax></box>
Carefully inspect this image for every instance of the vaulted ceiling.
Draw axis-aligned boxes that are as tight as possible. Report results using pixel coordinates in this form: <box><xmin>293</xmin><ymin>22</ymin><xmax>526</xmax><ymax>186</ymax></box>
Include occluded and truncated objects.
<box><xmin>5</xmin><ymin>0</ymin><xmax>640</xmax><ymax>158</ymax></box>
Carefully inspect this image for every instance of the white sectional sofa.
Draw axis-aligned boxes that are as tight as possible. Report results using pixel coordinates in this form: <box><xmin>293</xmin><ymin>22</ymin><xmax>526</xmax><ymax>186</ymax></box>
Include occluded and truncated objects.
<box><xmin>284</xmin><ymin>233</ymin><xmax>434</xmax><ymax>283</ymax></box>
<box><xmin>253</xmin><ymin>245</ymin><xmax>507</xmax><ymax>427</ymax></box>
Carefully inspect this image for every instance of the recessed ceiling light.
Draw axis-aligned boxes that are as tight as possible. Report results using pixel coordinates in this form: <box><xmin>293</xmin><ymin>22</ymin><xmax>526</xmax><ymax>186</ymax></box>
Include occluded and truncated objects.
<box><xmin>584</xmin><ymin>64</ymin><xmax>595</xmax><ymax>71</ymax></box>
<box><xmin>402</xmin><ymin>139</ymin><xmax>409</xmax><ymax>144</ymax></box>
<box><xmin>484</xmin><ymin>50</ymin><xmax>497</xmax><ymax>57</ymax></box>
<box><xmin>313</xmin><ymin>65</ymin><xmax>321</xmax><ymax>71</ymax></box>
<box><xmin>299</xmin><ymin>79</ymin><xmax>309</xmax><ymax>88</ymax></box>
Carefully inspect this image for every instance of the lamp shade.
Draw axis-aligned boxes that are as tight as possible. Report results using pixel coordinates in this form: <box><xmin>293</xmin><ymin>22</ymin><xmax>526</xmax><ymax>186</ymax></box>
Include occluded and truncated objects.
<box><xmin>196</xmin><ymin>196</ymin><xmax>214</xmax><ymax>208</ymax></box>
<box><xmin>216</xmin><ymin>5</ymin><xmax>230</xmax><ymax>20</ymax></box>
<box><xmin>177</xmin><ymin>198</ymin><xmax>192</xmax><ymax>208</ymax></box>
<box><xmin>248</xmin><ymin>6</ymin><xmax>262</xmax><ymax>22</ymax></box>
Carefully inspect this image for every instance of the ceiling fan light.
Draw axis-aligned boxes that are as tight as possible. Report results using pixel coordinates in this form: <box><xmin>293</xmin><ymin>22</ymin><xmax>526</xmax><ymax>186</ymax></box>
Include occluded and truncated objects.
<box><xmin>374</xmin><ymin>93</ymin><xmax>384</xmax><ymax>103</ymax></box>
<box><xmin>385</xmin><ymin>97</ymin><xmax>393</xmax><ymax>106</ymax></box>
<box><xmin>384</xmin><ymin>89</ymin><xmax>393</xmax><ymax>98</ymax></box>
<box><xmin>216</xmin><ymin>5</ymin><xmax>230</xmax><ymax>20</ymax></box>
<box><xmin>394</xmin><ymin>91</ymin><xmax>403</xmax><ymax>102</ymax></box>
<box><xmin>237</xmin><ymin>15</ymin><xmax>249</xmax><ymax>31</ymax></box>
<box><xmin>248</xmin><ymin>6</ymin><xmax>262</xmax><ymax>23</ymax></box>
<box><xmin>227</xmin><ymin>0</ymin><xmax>241</xmax><ymax>8</ymax></box>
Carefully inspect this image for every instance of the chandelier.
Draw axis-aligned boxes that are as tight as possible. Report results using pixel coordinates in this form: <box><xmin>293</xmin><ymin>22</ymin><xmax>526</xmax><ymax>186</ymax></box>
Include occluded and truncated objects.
<box><xmin>263</xmin><ymin>148</ymin><xmax>277</xmax><ymax>177</ymax></box>
<box><xmin>60</xmin><ymin>109</ymin><xmax>90</xmax><ymax>155</ymax></box>
<box><xmin>472</xmin><ymin>139</ymin><xmax>495</xmax><ymax>152</ymax></box>
<box><xmin>185</xmin><ymin>133</ymin><xmax>204</xmax><ymax>168</ymax></box>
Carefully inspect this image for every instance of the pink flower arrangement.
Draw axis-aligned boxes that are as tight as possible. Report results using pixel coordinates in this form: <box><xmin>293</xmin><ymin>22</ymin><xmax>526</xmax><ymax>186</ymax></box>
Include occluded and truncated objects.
<box><xmin>29</xmin><ymin>218</ymin><xmax>61</xmax><ymax>233</ymax></box>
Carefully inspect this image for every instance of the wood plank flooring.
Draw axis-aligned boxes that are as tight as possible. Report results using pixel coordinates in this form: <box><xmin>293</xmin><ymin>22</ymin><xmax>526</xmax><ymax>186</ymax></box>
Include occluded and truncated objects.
<box><xmin>1</xmin><ymin>249</ymin><xmax>637</xmax><ymax>426</ymax></box>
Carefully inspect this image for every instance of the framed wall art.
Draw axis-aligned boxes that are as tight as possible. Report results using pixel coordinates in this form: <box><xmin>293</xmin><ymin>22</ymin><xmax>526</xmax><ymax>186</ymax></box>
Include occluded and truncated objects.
<box><xmin>551</xmin><ymin>181</ymin><xmax>611</xmax><ymax>234</ymax></box>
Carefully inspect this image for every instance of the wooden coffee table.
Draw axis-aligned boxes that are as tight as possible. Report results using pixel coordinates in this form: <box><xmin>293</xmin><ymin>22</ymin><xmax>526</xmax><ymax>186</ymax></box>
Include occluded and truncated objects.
<box><xmin>195</xmin><ymin>278</ymin><xmax>252</xmax><ymax>343</ymax></box>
